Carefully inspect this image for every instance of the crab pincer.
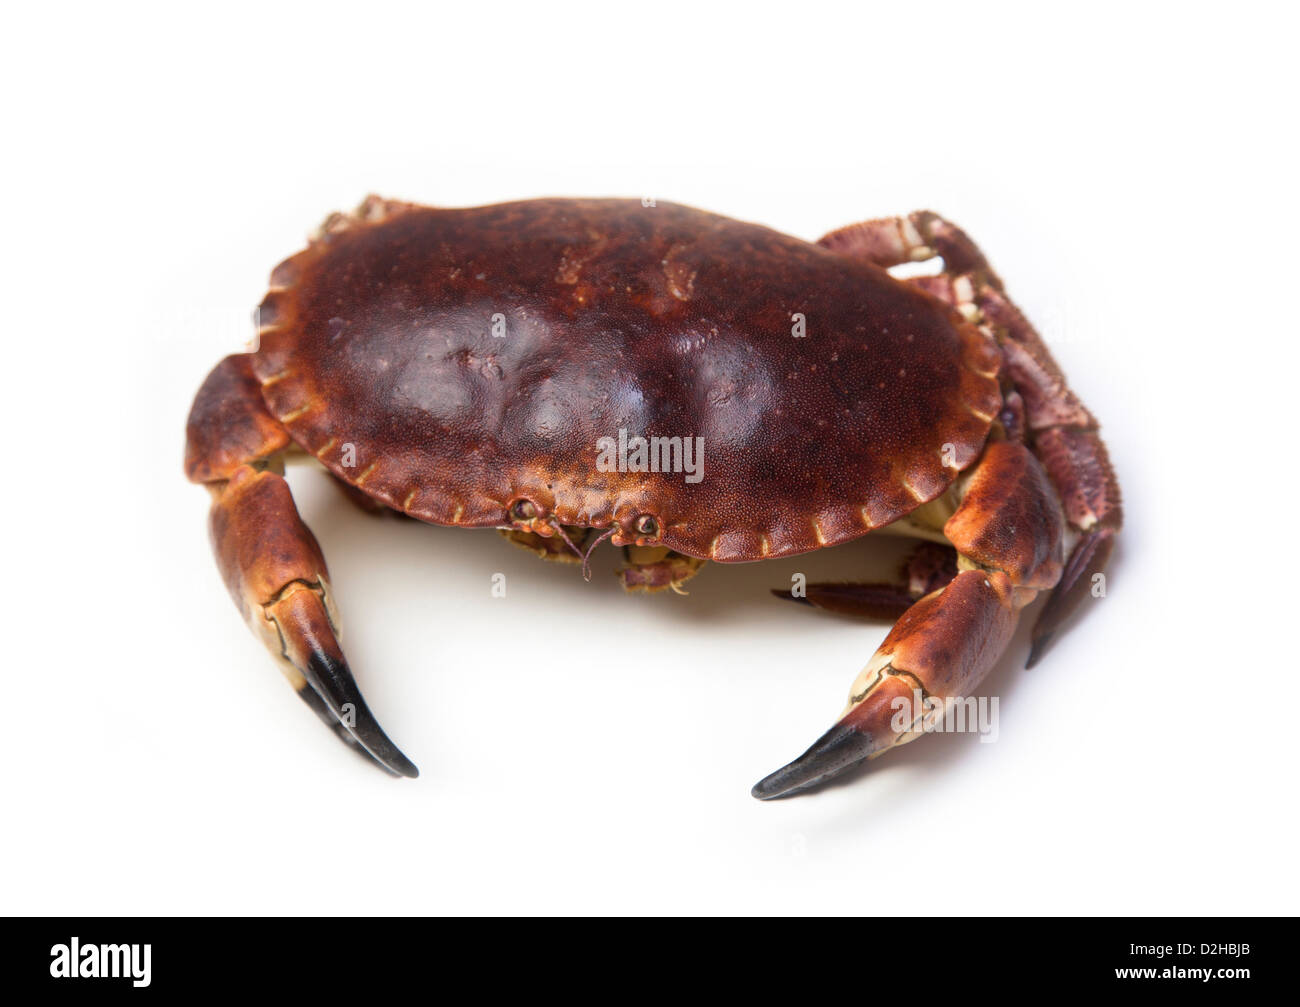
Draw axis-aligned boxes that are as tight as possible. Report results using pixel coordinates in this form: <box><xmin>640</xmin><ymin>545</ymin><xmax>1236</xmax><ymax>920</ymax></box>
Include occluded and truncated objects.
<box><xmin>188</xmin><ymin>356</ymin><xmax>417</xmax><ymax>777</ymax></box>
<box><xmin>752</xmin><ymin>441</ymin><xmax>1062</xmax><ymax>798</ymax></box>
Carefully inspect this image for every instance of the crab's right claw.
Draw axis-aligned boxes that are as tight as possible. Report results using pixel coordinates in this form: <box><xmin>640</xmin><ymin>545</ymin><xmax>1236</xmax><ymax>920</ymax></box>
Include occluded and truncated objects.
<box><xmin>210</xmin><ymin>465</ymin><xmax>419</xmax><ymax>778</ymax></box>
<box><xmin>267</xmin><ymin>582</ymin><xmax>419</xmax><ymax>778</ymax></box>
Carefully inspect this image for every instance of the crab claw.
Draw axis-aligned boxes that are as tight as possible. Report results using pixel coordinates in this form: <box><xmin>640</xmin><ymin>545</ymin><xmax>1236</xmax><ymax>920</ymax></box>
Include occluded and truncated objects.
<box><xmin>268</xmin><ymin>583</ymin><xmax>419</xmax><ymax>778</ymax></box>
<box><xmin>751</xmin><ymin>675</ymin><xmax>918</xmax><ymax>799</ymax></box>
<box><xmin>292</xmin><ymin>675</ymin><xmax>404</xmax><ymax>775</ymax></box>
<box><xmin>209</xmin><ymin>465</ymin><xmax>418</xmax><ymax>778</ymax></box>
<box><xmin>753</xmin><ymin>570</ymin><xmax>1020</xmax><ymax>799</ymax></box>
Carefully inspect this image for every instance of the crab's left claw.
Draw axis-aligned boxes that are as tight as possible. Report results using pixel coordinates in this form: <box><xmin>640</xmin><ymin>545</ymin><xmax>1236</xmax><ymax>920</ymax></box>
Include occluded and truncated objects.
<box><xmin>753</xmin><ymin>570</ymin><xmax>1021</xmax><ymax>798</ymax></box>
<box><xmin>766</xmin><ymin>213</ymin><xmax>1123</xmax><ymax>800</ymax></box>
<box><xmin>754</xmin><ymin>441</ymin><xmax>1063</xmax><ymax>799</ymax></box>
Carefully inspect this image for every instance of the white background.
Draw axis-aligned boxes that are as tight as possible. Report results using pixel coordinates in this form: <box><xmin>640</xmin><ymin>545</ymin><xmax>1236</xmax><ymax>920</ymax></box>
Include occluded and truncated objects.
<box><xmin>4</xmin><ymin>2</ymin><xmax>1296</xmax><ymax>915</ymax></box>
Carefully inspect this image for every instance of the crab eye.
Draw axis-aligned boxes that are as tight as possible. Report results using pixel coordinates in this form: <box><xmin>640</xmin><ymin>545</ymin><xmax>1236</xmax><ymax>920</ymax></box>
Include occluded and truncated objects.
<box><xmin>510</xmin><ymin>499</ymin><xmax>538</xmax><ymax>521</ymax></box>
<box><xmin>634</xmin><ymin>514</ymin><xmax>659</xmax><ymax>538</ymax></box>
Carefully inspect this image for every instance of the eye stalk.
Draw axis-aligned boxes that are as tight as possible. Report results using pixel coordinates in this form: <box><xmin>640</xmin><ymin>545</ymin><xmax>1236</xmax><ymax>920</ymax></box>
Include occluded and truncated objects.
<box><xmin>634</xmin><ymin>514</ymin><xmax>659</xmax><ymax>538</ymax></box>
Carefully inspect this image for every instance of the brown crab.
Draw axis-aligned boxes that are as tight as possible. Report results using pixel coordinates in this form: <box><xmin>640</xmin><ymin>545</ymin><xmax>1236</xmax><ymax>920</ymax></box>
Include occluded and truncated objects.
<box><xmin>185</xmin><ymin>196</ymin><xmax>1121</xmax><ymax>797</ymax></box>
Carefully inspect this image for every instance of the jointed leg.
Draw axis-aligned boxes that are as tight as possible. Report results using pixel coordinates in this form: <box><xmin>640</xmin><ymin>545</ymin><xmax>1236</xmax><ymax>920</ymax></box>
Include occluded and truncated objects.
<box><xmin>772</xmin><ymin>542</ymin><xmax>958</xmax><ymax>620</ymax></box>
<box><xmin>909</xmin><ymin>272</ymin><xmax>1121</xmax><ymax>665</ymax></box>
<box><xmin>819</xmin><ymin>212</ymin><xmax>1122</xmax><ymax>666</ymax></box>
<box><xmin>187</xmin><ymin>355</ymin><xmax>417</xmax><ymax>776</ymax></box>
<box><xmin>818</xmin><ymin>210</ymin><xmax>999</xmax><ymax>282</ymax></box>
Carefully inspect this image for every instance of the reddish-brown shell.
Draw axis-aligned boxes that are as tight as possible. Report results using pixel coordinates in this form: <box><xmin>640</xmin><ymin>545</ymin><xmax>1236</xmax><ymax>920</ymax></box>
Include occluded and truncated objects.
<box><xmin>251</xmin><ymin>197</ymin><xmax>1002</xmax><ymax>561</ymax></box>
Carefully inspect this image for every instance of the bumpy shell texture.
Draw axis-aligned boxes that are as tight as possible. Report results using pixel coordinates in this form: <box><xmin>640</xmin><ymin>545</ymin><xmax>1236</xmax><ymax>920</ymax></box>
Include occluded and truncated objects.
<box><xmin>252</xmin><ymin>198</ymin><xmax>1001</xmax><ymax>561</ymax></box>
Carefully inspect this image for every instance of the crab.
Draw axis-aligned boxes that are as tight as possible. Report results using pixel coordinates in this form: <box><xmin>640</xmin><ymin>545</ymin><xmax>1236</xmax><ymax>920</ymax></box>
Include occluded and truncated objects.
<box><xmin>185</xmin><ymin>196</ymin><xmax>1121</xmax><ymax>797</ymax></box>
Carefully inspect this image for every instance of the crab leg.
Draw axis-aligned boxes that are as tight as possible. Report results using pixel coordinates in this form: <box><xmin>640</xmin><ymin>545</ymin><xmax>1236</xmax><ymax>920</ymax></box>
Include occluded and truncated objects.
<box><xmin>907</xmin><ymin>273</ymin><xmax>1122</xmax><ymax>665</ymax></box>
<box><xmin>969</xmin><ymin>285</ymin><xmax>1122</xmax><ymax>664</ymax></box>
<box><xmin>772</xmin><ymin>542</ymin><xmax>958</xmax><ymax>620</ymax></box>
<box><xmin>773</xmin><ymin>582</ymin><xmax>917</xmax><ymax>620</ymax></box>
<box><xmin>819</xmin><ymin>212</ymin><xmax>1123</xmax><ymax>666</ymax></box>
<box><xmin>817</xmin><ymin>210</ymin><xmax>998</xmax><ymax>281</ymax></box>
<box><xmin>186</xmin><ymin>355</ymin><xmax>418</xmax><ymax>777</ymax></box>
<box><xmin>752</xmin><ymin>441</ymin><xmax>1063</xmax><ymax>799</ymax></box>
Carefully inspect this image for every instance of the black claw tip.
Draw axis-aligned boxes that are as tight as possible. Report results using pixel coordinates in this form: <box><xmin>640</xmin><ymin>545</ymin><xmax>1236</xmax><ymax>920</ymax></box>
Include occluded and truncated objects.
<box><xmin>304</xmin><ymin>653</ymin><xmax>420</xmax><ymax>779</ymax></box>
<box><xmin>296</xmin><ymin>684</ymin><xmax>404</xmax><ymax>776</ymax></box>
<box><xmin>1025</xmin><ymin>633</ymin><xmax>1052</xmax><ymax>669</ymax></box>
<box><xmin>751</xmin><ymin>721</ymin><xmax>875</xmax><ymax>800</ymax></box>
<box><xmin>770</xmin><ymin>588</ymin><xmax>812</xmax><ymax>605</ymax></box>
